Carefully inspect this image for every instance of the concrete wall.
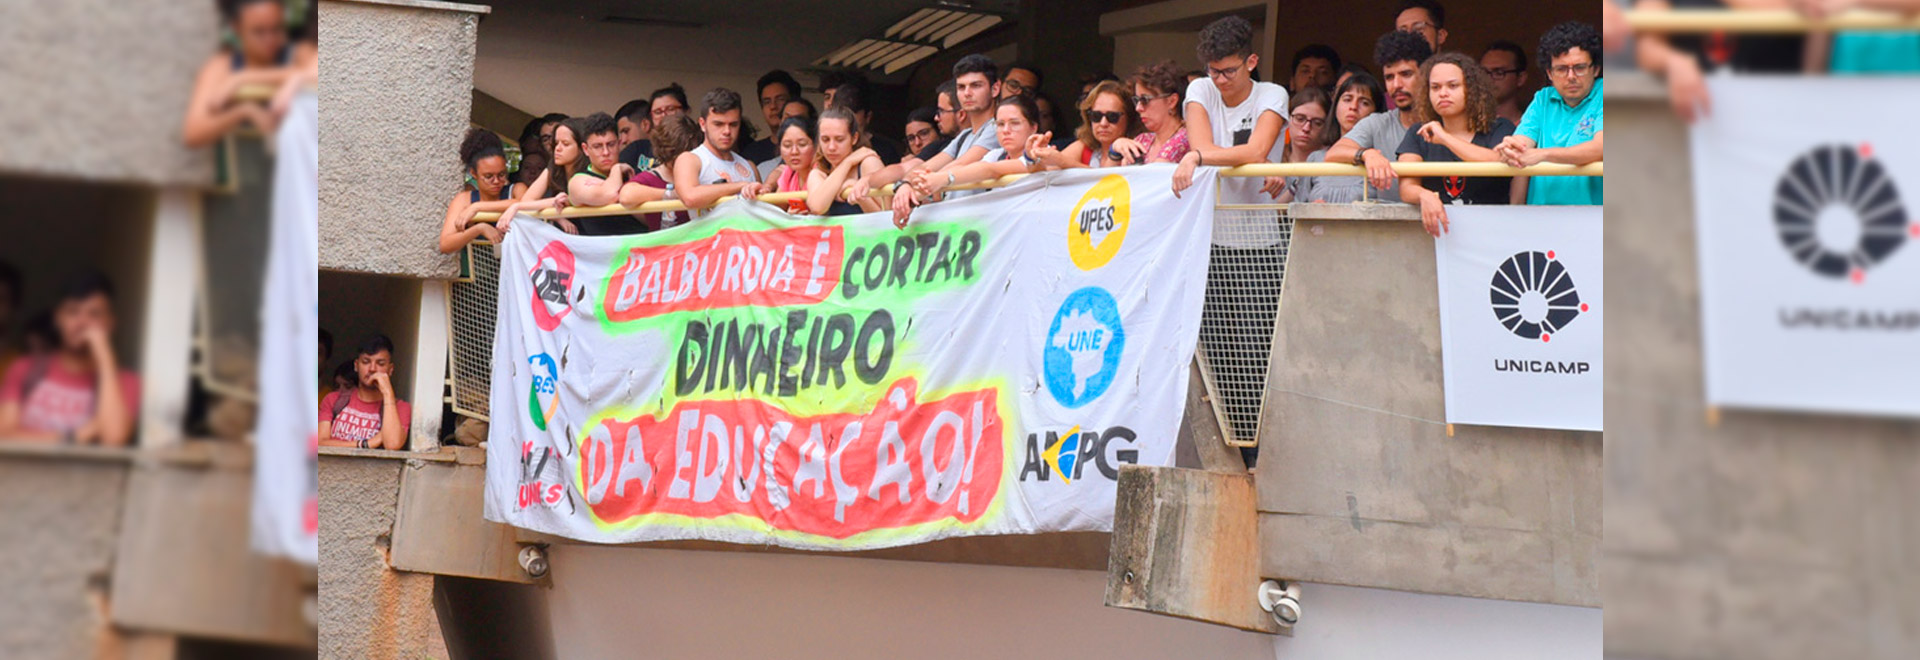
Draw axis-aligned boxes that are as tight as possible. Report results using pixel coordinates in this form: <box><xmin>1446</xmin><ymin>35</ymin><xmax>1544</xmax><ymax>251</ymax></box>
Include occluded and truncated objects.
<box><xmin>1602</xmin><ymin>73</ymin><xmax>1920</xmax><ymax>660</ymax></box>
<box><xmin>319</xmin><ymin>0</ymin><xmax>487</xmax><ymax>280</ymax></box>
<box><xmin>317</xmin><ymin>454</ymin><xmax>445</xmax><ymax>660</ymax></box>
<box><xmin>1256</xmin><ymin>212</ymin><xmax>1600</xmax><ymax>607</ymax></box>
<box><xmin>0</xmin><ymin>0</ymin><xmax>216</xmax><ymax>187</ymax></box>
<box><xmin>0</xmin><ymin>453</ymin><xmax>130</xmax><ymax>659</ymax></box>
<box><xmin>1270</xmin><ymin>583</ymin><xmax>1598</xmax><ymax>658</ymax></box>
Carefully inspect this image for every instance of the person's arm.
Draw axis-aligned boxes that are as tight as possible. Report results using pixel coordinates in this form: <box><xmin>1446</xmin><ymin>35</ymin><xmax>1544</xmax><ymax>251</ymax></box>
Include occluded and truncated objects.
<box><xmin>0</xmin><ymin>366</ymin><xmax>59</xmax><ymax>442</ymax></box>
<box><xmin>369</xmin><ymin>372</ymin><xmax>406</xmax><ymax>451</ymax></box>
<box><xmin>1398</xmin><ymin>152</ymin><xmax>1449</xmax><ymax>237</ymax></box>
<box><xmin>806</xmin><ymin>148</ymin><xmax>875</xmax><ymax>215</ymax></box>
<box><xmin>1417</xmin><ymin>123</ymin><xmax>1501</xmax><ymax>162</ymax></box>
<box><xmin>183</xmin><ymin>58</ymin><xmax>274</xmax><ymax>147</ymax></box>
<box><xmin>1174</xmin><ymin>106</ymin><xmax>1287</xmax><ymax>194</ymax></box>
<box><xmin>83</xmin><ymin>328</ymin><xmax>133</xmax><ymax>447</ymax></box>
<box><xmin>1634</xmin><ymin>0</ymin><xmax>1713</xmax><ymax>122</ymax></box>
<box><xmin>1510</xmin><ymin>175</ymin><xmax>1530</xmax><ymax>206</ymax></box>
<box><xmin>935</xmin><ymin>157</ymin><xmax>1032</xmax><ymax>191</ymax></box>
<box><xmin>567</xmin><ymin>165</ymin><xmax>631</xmax><ymax>207</ymax></box>
<box><xmin>847</xmin><ymin>156</ymin><xmax>894</xmax><ymax>213</ymax></box>
<box><xmin>1526</xmin><ymin>131</ymin><xmax>1604</xmax><ymax>166</ymax></box>
<box><xmin>439</xmin><ymin>194</ymin><xmax>500</xmax><ymax>253</ymax></box>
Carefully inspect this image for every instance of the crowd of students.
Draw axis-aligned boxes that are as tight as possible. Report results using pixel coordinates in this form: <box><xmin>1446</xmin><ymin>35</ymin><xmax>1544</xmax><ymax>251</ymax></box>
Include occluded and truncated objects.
<box><xmin>438</xmin><ymin>1</ymin><xmax>1603</xmax><ymax>249</ymax></box>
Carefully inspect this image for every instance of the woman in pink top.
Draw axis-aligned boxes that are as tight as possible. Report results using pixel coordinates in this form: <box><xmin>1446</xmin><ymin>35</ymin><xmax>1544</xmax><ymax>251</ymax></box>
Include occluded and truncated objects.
<box><xmin>766</xmin><ymin>116</ymin><xmax>820</xmax><ymax>215</ymax></box>
<box><xmin>1110</xmin><ymin>60</ymin><xmax>1191</xmax><ymax>164</ymax></box>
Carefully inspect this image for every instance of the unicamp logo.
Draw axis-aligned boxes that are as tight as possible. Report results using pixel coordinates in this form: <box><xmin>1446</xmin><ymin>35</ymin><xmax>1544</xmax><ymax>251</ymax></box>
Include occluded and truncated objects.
<box><xmin>1490</xmin><ymin>250</ymin><xmax>1588</xmax><ymax>343</ymax></box>
<box><xmin>527</xmin><ymin>353</ymin><xmax>560</xmax><ymax>431</ymax></box>
<box><xmin>1772</xmin><ymin>143</ymin><xmax>1914</xmax><ymax>284</ymax></box>
<box><xmin>1043</xmin><ymin>287</ymin><xmax>1125</xmax><ymax>408</ymax></box>
<box><xmin>531</xmin><ymin>241</ymin><xmax>576</xmax><ymax>331</ymax></box>
<box><xmin>1066</xmin><ymin>175</ymin><xmax>1131</xmax><ymax>270</ymax></box>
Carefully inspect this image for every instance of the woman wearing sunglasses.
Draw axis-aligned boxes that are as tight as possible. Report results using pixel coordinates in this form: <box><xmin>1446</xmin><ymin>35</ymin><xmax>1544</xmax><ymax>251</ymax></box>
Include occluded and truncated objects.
<box><xmin>1027</xmin><ymin>80</ymin><xmax>1140</xmax><ymax>169</ymax></box>
<box><xmin>1106</xmin><ymin>61</ymin><xmax>1190</xmax><ymax>165</ymax></box>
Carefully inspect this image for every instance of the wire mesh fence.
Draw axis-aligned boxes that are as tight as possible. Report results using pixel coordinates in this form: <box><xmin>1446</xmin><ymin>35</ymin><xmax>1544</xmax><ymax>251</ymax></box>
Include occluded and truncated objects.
<box><xmin>196</xmin><ymin>135</ymin><xmax>274</xmax><ymax>405</ymax></box>
<box><xmin>448</xmin><ymin>243</ymin><xmax>500</xmax><ymax>420</ymax></box>
<box><xmin>1200</xmin><ymin>206</ymin><xmax>1292</xmax><ymax>448</ymax></box>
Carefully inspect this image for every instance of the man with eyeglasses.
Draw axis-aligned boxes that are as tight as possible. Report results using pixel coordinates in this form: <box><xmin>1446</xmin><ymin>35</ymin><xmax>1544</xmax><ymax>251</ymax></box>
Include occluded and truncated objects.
<box><xmin>1394</xmin><ymin>0</ymin><xmax>1448</xmax><ymax>51</ymax></box>
<box><xmin>570</xmin><ymin>112</ymin><xmax>650</xmax><ymax>236</ymax></box>
<box><xmin>621</xmin><ymin>84</ymin><xmax>689</xmax><ymax>173</ymax></box>
<box><xmin>1170</xmin><ymin>15</ymin><xmax>1290</xmax><ymax>199</ymax></box>
<box><xmin>1481</xmin><ymin>41</ymin><xmax>1530</xmax><ymax>127</ymax></box>
<box><xmin>1002</xmin><ymin>63</ymin><xmax>1042</xmax><ymax>100</ymax></box>
<box><xmin>1496</xmin><ymin>21</ymin><xmax>1604</xmax><ymax>206</ymax></box>
<box><xmin>1325</xmin><ymin>30</ymin><xmax>1434</xmax><ymax>194</ymax></box>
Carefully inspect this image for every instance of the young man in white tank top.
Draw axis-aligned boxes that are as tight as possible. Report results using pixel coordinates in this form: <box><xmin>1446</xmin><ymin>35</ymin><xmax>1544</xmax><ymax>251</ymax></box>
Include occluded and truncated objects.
<box><xmin>671</xmin><ymin>87</ymin><xmax>764</xmax><ymax>218</ymax></box>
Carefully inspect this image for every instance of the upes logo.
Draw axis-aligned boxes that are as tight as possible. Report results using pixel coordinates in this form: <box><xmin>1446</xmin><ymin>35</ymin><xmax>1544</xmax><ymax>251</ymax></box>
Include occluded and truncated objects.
<box><xmin>1772</xmin><ymin>143</ymin><xmax>1914</xmax><ymax>284</ymax></box>
<box><xmin>527</xmin><ymin>353</ymin><xmax>560</xmax><ymax>431</ymax></box>
<box><xmin>531</xmin><ymin>241</ymin><xmax>576</xmax><ymax>331</ymax></box>
<box><xmin>1490</xmin><ymin>250</ymin><xmax>1588</xmax><ymax>343</ymax></box>
<box><xmin>1067</xmin><ymin>175</ymin><xmax>1131</xmax><ymax>270</ymax></box>
<box><xmin>1019</xmin><ymin>425</ymin><xmax>1138</xmax><ymax>483</ymax></box>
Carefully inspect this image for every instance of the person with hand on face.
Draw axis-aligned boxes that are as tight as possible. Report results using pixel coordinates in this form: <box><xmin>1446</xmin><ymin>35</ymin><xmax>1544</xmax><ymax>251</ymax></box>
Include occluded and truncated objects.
<box><xmin>1290</xmin><ymin>72</ymin><xmax>1391</xmax><ymax>203</ymax></box>
<box><xmin>1108</xmin><ymin>61</ymin><xmax>1191</xmax><ymax>165</ymax></box>
<box><xmin>1028</xmin><ymin>80</ymin><xmax>1141</xmax><ymax>169</ymax></box>
<box><xmin>1496</xmin><ymin>21</ymin><xmax>1604</xmax><ymax>206</ymax></box>
<box><xmin>318</xmin><ymin>335</ymin><xmax>409</xmax><ymax>451</ymax></box>
<box><xmin>1397</xmin><ymin>52</ymin><xmax>1523</xmax><ymax>237</ymax></box>
<box><xmin>1325</xmin><ymin>30</ymin><xmax>1434</xmax><ymax>196</ymax></box>
<box><xmin>807</xmin><ymin>108</ymin><xmax>888</xmax><ymax>216</ymax></box>
<box><xmin>0</xmin><ymin>271</ymin><xmax>140</xmax><ymax>447</ymax></box>
<box><xmin>1481</xmin><ymin>41</ymin><xmax>1531</xmax><ymax>127</ymax></box>
<box><xmin>898</xmin><ymin>96</ymin><xmax>1054</xmax><ymax>226</ymax></box>
<box><xmin>673</xmin><ymin>88</ymin><xmax>765</xmax><ymax>216</ymax></box>
<box><xmin>1171</xmin><ymin>15</ymin><xmax>1291</xmax><ymax>200</ymax></box>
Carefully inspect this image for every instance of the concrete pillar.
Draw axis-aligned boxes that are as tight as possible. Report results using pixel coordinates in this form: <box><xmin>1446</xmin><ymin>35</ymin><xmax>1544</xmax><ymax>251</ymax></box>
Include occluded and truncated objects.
<box><xmin>140</xmin><ymin>188</ymin><xmax>202</xmax><ymax>448</ymax></box>
<box><xmin>408</xmin><ymin>281</ymin><xmax>450</xmax><ymax>451</ymax></box>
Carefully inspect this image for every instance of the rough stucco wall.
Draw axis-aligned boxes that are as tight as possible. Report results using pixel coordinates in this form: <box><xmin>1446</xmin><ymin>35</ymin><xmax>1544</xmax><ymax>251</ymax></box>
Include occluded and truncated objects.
<box><xmin>0</xmin><ymin>457</ymin><xmax>130</xmax><ymax>659</ymax></box>
<box><xmin>319</xmin><ymin>0</ymin><xmax>482</xmax><ymax>279</ymax></box>
<box><xmin>1603</xmin><ymin>76</ymin><xmax>1920</xmax><ymax>660</ymax></box>
<box><xmin>0</xmin><ymin>0</ymin><xmax>215</xmax><ymax>186</ymax></box>
<box><xmin>318</xmin><ymin>455</ymin><xmax>445</xmax><ymax>660</ymax></box>
<box><xmin>1255</xmin><ymin>214</ymin><xmax>1601</xmax><ymax>607</ymax></box>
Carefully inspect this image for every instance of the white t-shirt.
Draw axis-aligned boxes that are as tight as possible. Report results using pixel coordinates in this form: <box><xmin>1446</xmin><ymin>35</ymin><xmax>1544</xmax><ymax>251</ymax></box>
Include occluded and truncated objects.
<box><xmin>690</xmin><ymin>143</ymin><xmax>758</xmax><ymax>218</ymax></box>
<box><xmin>1186</xmin><ymin>78</ymin><xmax>1290</xmax><ymax>247</ymax></box>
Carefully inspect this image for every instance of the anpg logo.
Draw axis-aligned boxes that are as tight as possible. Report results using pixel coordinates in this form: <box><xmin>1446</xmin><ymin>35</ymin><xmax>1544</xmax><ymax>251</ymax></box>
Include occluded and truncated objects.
<box><xmin>531</xmin><ymin>241</ymin><xmax>576</xmax><ymax>331</ymax></box>
<box><xmin>1490</xmin><ymin>250</ymin><xmax>1588</xmax><ymax>342</ymax></box>
<box><xmin>1067</xmin><ymin>175</ymin><xmax>1131</xmax><ymax>270</ymax></box>
<box><xmin>527</xmin><ymin>353</ymin><xmax>560</xmax><ymax>431</ymax></box>
<box><xmin>1043</xmin><ymin>287</ymin><xmax>1125</xmax><ymax>408</ymax></box>
<box><xmin>1772</xmin><ymin>143</ymin><xmax>1914</xmax><ymax>284</ymax></box>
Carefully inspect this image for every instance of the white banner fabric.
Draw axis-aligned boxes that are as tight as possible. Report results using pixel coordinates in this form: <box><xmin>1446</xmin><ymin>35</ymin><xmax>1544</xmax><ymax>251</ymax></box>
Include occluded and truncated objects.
<box><xmin>251</xmin><ymin>90</ymin><xmax>319</xmax><ymax>563</ymax></box>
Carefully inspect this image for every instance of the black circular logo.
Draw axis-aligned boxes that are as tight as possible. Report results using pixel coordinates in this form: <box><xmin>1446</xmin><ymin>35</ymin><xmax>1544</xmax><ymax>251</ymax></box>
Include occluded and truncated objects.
<box><xmin>1490</xmin><ymin>250</ymin><xmax>1587</xmax><ymax>343</ymax></box>
<box><xmin>1773</xmin><ymin>144</ymin><xmax>1911</xmax><ymax>284</ymax></box>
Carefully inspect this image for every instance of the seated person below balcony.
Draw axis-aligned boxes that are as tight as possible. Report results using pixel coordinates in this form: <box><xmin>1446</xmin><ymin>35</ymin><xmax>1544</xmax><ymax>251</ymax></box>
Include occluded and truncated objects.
<box><xmin>182</xmin><ymin>0</ymin><xmax>318</xmax><ymax>147</ymax></box>
<box><xmin>1397</xmin><ymin>52</ymin><xmax>1524</xmax><ymax>238</ymax></box>
<box><xmin>1495</xmin><ymin>21</ymin><xmax>1604</xmax><ymax>207</ymax></box>
<box><xmin>318</xmin><ymin>335</ymin><xmax>410</xmax><ymax>451</ymax></box>
<box><xmin>0</xmin><ymin>271</ymin><xmax>140</xmax><ymax>447</ymax></box>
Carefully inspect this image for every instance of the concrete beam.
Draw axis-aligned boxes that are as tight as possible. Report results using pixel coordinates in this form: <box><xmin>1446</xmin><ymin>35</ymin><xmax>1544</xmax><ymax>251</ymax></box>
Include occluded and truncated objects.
<box><xmin>1175</xmin><ymin>358</ymin><xmax>1247</xmax><ymax>473</ymax></box>
<box><xmin>0</xmin><ymin>451</ymin><xmax>131</xmax><ymax>659</ymax></box>
<box><xmin>389</xmin><ymin>449</ymin><xmax>543</xmax><ymax>584</ymax></box>
<box><xmin>1105</xmin><ymin>465</ymin><xmax>1277</xmax><ymax>634</ymax></box>
<box><xmin>1255</xmin><ymin>217</ymin><xmax>1600</xmax><ymax>607</ymax></box>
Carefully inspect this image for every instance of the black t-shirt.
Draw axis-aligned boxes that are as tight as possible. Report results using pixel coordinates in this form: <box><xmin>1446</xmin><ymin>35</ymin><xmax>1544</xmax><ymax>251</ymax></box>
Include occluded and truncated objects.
<box><xmin>869</xmin><ymin>134</ymin><xmax>905</xmax><ymax>166</ymax></box>
<box><xmin>1668</xmin><ymin>0</ymin><xmax>1805</xmax><ymax>73</ymax></box>
<box><xmin>1396</xmin><ymin>118</ymin><xmax>1516</xmax><ymax>206</ymax></box>
<box><xmin>620</xmin><ymin>140</ymin><xmax>655</xmax><ymax>172</ymax></box>
<box><xmin>565</xmin><ymin>170</ymin><xmax>651</xmax><ymax>236</ymax></box>
<box><xmin>737</xmin><ymin>138</ymin><xmax>778</xmax><ymax>166</ymax></box>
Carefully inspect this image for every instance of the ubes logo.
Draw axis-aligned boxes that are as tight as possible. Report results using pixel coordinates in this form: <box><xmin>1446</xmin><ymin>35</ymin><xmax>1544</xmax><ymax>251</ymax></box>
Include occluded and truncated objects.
<box><xmin>1067</xmin><ymin>175</ymin><xmax>1131</xmax><ymax>270</ymax></box>
<box><xmin>1043</xmin><ymin>287</ymin><xmax>1125</xmax><ymax>408</ymax></box>
<box><xmin>531</xmin><ymin>241</ymin><xmax>576</xmax><ymax>331</ymax></box>
<box><xmin>1772</xmin><ymin>143</ymin><xmax>1914</xmax><ymax>284</ymax></box>
<box><xmin>527</xmin><ymin>353</ymin><xmax>560</xmax><ymax>431</ymax></box>
<box><xmin>1490</xmin><ymin>250</ymin><xmax>1588</xmax><ymax>342</ymax></box>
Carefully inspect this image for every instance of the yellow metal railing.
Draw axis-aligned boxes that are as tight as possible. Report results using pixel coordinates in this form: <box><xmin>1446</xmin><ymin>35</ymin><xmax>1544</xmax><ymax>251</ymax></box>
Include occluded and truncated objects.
<box><xmin>1626</xmin><ymin>9</ymin><xmax>1920</xmax><ymax>33</ymax></box>
<box><xmin>470</xmin><ymin>161</ymin><xmax>1602</xmax><ymax>221</ymax></box>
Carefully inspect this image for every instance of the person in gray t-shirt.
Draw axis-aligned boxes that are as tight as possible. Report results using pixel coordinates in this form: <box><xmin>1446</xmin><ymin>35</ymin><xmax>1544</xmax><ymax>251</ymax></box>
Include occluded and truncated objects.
<box><xmin>1323</xmin><ymin>30</ymin><xmax>1433</xmax><ymax>194</ymax></box>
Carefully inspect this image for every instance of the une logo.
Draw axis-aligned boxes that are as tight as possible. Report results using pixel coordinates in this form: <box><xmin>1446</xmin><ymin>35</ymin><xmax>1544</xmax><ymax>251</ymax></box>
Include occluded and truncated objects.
<box><xmin>1772</xmin><ymin>143</ymin><xmax>1913</xmax><ymax>284</ymax></box>
<box><xmin>531</xmin><ymin>241</ymin><xmax>576</xmax><ymax>331</ymax></box>
<box><xmin>1043</xmin><ymin>287</ymin><xmax>1125</xmax><ymax>408</ymax></box>
<box><xmin>1490</xmin><ymin>250</ymin><xmax>1588</xmax><ymax>343</ymax></box>
<box><xmin>1067</xmin><ymin>175</ymin><xmax>1131</xmax><ymax>270</ymax></box>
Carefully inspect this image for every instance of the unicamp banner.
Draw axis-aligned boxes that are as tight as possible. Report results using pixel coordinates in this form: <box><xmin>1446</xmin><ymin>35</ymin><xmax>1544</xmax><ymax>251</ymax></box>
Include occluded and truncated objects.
<box><xmin>1691</xmin><ymin>77</ymin><xmax>1920</xmax><ymax>418</ymax></box>
<box><xmin>1435</xmin><ymin>205</ymin><xmax>1604</xmax><ymax>432</ymax></box>
<box><xmin>483</xmin><ymin>166</ymin><xmax>1218</xmax><ymax>550</ymax></box>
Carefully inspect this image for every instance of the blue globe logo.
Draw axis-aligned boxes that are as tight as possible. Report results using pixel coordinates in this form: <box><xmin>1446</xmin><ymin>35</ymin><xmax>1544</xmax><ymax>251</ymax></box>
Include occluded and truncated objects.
<box><xmin>1043</xmin><ymin>287</ymin><xmax>1125</xmax><ymax>408</ymax></box>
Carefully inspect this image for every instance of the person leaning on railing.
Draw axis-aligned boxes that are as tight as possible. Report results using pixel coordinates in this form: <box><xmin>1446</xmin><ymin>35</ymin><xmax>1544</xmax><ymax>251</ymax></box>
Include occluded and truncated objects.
<box><xmin>1495</xmin><ymin>21</ymin><xmax>1605</xmax><ymax>206</ymax></box>
<box><xmin>900</xmin><ymin>96</ymin><xmax>1056</xmax><ymax>226</ymax></box>
<box><xmin>183</xmin><ymin>0</ymin><xmax>317</xmax><ymax>147</ymax></box>
<box><xmin>1396</xmin><ymin>52</ymin><xmax>1524</xmax><ymax>237</ymax></box>
<box><xmin>807</xmin><ymin>108</ymin><xmax>889</xmax><ymax>217</ymax></box>
<box><xmin>439</xmin><ymin>129</ymin><xmax>568</xmax><ymax>253</ymax></box>
<box><xmin>318</xmin><ymin>335</ymin><xmax>409</xmax><ymax>451</ymax></box>
<box><xmin>1290</xmin><ymin>72</ymin><xmax>1390</xmax><ymax>203</ymax></box>
<box><xmin>1109</xmin><ymin>61</ymin><xmax>1191</xmax><ymax>166</ymax></box>
<box><xmin>1026</xmin><ymin>80</ymin><xmax>1141</xmax><ymax>169</ymax></box>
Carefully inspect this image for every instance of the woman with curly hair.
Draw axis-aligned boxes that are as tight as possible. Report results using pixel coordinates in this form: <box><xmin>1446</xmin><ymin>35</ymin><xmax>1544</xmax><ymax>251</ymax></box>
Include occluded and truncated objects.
<box><xmin>437</xmin><ymin>128</ymin><xmax>572</xmax><ymax>252</ymax></box>
<box><xmin>1395</xmin><ymin>51</ymin><xmax>1525</xmax><ymax>237</ymax></box>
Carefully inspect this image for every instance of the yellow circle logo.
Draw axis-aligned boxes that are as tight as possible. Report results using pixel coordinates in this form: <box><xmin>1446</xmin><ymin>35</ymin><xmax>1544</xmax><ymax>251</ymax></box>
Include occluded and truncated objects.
<box><xmin>1067</xmin><ymin>175</ymin><xmax>1131</xmax><ymax>270</ymax></box>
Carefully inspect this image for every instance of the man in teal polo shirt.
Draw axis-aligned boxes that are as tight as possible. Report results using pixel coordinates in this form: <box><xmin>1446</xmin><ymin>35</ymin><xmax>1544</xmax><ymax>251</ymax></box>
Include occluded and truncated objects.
<box><xmin>1495</xmin><ymin>21</ymin><xmax>1603</xmax><ymax>206</ymax></box>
